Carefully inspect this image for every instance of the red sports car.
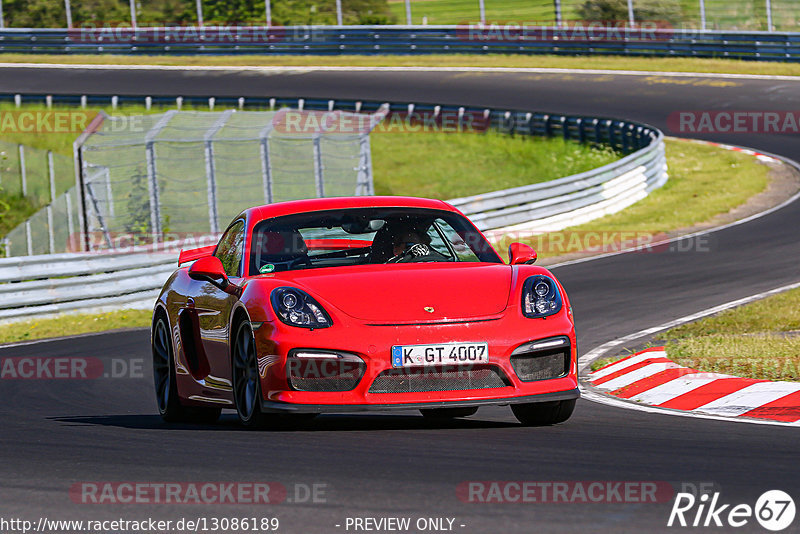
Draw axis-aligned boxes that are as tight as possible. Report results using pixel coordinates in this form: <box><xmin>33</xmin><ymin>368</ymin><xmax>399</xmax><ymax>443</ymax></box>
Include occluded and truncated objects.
<box><xmin>151</xmin><ymin>196</ymin><xmax>578</xmax><ymax>428</ymax></box>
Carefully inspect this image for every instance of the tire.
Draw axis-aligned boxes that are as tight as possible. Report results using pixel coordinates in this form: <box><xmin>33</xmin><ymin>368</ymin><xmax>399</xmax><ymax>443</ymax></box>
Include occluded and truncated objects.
<box><xmin>420</xmin><ymin>407</ymin><xmax>479</xmax><ymax>419</ymax></box>
<box><xmin>511</xmin><ymin>399</ymin><xmax>575</xmax><ymax>426</ymax></box>
<box><xmin>152</xmin><ymin>315</ymin><xmax>221</xmax><ymax>424</ymax></box>
<box><xmin>231</xmin><ymin>320</ymin><xmax>277</xmax><ymax>429</ymax></box>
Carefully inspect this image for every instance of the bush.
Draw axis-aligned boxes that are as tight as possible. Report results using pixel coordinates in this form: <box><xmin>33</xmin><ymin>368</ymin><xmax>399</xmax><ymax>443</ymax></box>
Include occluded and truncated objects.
<box><xmin>1</xmin><ymin>0</ymin><xmax>395</xmax><ymax>28</ymax></box>
<box><xmin>576</xmin><ymin>0</ymin><xmax>683</xmax><ymax>25</ymax></box>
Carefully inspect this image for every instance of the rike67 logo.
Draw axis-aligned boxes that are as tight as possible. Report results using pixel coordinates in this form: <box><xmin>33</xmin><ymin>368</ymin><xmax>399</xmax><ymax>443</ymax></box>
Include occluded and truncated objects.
<box><xmin>668</xmin><ymin>490</ymin><xmax>795</xmax><ymax>531</ymax></box>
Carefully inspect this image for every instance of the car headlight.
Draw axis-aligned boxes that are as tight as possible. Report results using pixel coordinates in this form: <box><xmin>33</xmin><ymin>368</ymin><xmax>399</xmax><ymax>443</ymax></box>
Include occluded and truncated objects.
<box><xmin>271</xmin><ymin>287</ymin><xmax>332</xmax><ymax>329</ymax></box>
<box><xmin>521</xmin><ymin>275</ymin><xmax>563</xmax><ymax>318</ymax></box>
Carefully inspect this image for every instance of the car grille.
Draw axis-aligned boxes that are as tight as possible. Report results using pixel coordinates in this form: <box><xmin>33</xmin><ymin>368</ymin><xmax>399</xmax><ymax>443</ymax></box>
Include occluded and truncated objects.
<box><xmin>368</xmin><ymin>365</ymin><xmax>509</xmax><ymax>394</ymax></box>
<box><xmin>287</xmin><ymin>359</ymin><xmax>366</xmax><ymax>392</ymax></box>
<box><xmin>511</xmin><ymin>348</ymin><xmax>570</xmax><ymax>382</ymax></box>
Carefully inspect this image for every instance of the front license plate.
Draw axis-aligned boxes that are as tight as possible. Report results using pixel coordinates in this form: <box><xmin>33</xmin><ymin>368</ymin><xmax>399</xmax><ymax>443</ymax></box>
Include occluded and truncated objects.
<box><xmin>391</xmin><ymin>342</ymin><xmax>489</xmax><ymax>368</ymax></box>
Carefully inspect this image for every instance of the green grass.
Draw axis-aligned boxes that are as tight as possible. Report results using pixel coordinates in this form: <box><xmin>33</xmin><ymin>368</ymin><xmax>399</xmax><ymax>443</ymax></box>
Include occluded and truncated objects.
<box><xmin>387</xmin><ymin>0</ymin><xmax>560</xmax><ymax>25</ymax></box>
<box><xmin>2</xmin><ymin>53</ymin><xmax>800</xmax><ymax>77</ymax></box>
<box><xmin>386</xmin><ymin>0</ymin><xmax>793</xmax><ymax>30</ymax></box>
<box><xmin>495</xmin><ymin>137</ymin><xmax>770</xmax><ymax>258</ymax></box>
<box><xmin>0</xmin><ymin>309</ymin><xmax>152</xmax><ymax>344</ymax></box>
<box><xmin>0</xmin><ymin>191</ymin><xmax>38</xmax><ymax>238</ymax></box>
<box><xmin>663</xmin><ymin>287</ymin><xmax>800</xmax><ymax>381</ymax></box>
<box><xmin>371</xmin><ymin>131</ymin><xmax>619</xmax><ymax>199</ymax></box>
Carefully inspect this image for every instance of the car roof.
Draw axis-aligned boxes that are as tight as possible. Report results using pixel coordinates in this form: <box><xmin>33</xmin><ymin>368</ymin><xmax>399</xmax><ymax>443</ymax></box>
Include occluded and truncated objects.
<box><xmin>247</xmin><ymin>196</ymin><xmax>460</xmax><ymax>222</ymax></box>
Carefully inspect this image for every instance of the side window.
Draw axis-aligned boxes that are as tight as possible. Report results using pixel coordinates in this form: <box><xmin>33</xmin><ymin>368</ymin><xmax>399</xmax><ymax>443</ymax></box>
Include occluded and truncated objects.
<box><xmin>214</xmin><ymin>220</ymin><xmax>245</xmax><ymax>277</ymax></box>
<box><xmin>434</xmin><ymin>219</ymin><xmax>481</xmax><ymax>262</ymax></box>
<box><xmin>426</xmin><ymin>223</ymin><xmax>454</xmax><ymax>260</ymax></box>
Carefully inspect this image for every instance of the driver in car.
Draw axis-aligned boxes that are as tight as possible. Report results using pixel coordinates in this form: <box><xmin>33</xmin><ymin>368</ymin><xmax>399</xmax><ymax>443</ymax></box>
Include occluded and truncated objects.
<box><xmin>388</xmin><ymin>225</ymin><xmax>433</xmax><ymax>263</ymax></box>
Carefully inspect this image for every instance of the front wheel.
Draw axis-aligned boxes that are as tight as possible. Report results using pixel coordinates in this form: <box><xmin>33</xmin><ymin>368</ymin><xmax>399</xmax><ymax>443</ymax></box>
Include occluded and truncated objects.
<box><xmin>511</xmin><ymin>399</ymin><xmax>575</xmax><ymax>426</ymax></box>
<box><xmin>420</xmin><ymin>407</ymin><xmax>479</xmax><ymax>419</ymax></box>
<box><xmin>152</xmin><ymin>315</ymin><xmax>220</xmax><ymax>424</ymax></box>
<box><xmin>232</xmin><ymin>321</ymin><xmax>277</xmax><ymax>429</ymax></box>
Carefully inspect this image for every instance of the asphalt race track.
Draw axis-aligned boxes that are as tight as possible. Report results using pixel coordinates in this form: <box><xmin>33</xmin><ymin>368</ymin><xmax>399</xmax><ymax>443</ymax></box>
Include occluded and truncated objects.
<box><xmin>1</xmin><ymin>66</ymin><xmax>799</xmax><ymax>533</ymax></box>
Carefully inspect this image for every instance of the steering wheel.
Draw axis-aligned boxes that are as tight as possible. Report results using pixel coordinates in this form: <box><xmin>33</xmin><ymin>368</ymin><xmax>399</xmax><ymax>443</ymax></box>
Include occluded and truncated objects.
<box><xmin>387</xmin><ymin>243</ymin><xmax>431</xmax><ymax>263</ymax></box>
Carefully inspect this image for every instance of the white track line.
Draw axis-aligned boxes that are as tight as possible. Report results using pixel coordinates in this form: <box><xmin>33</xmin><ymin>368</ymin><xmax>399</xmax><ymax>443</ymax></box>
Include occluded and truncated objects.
<box><xmin>628</xmin><ymin>376</ymin><xmax>718</xmax><ymax>405</ymax></box>
<box><xmin>694</xmin><ymin>382</ymin><xmax>800</xmax><ymax>417</ymax></box>
<box><xmin>587</xmin><ymin>352</ymin><xmax>660</xmax><ymax>380</ymax></box>
<box><xmin>1</xmin><ymin>63</ymin><xmax>800</xmax><ymax>81</ymax></box>
<box><xmin>594</xmin><ymin>362</ymin><xmax>678</xmax><ymax>390</ymax></box>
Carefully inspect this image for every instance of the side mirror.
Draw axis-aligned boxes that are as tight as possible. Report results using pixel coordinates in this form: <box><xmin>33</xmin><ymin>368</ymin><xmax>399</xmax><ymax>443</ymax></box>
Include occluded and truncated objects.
<box><xmin>188</xmin><ymin>256</ymin><xmax>241</xmax><ymax>296</ymax></box>
<box><xmin>508</xmin><ymin>242</ymin><xmax>537</xmax><ymax>265</ymax></box>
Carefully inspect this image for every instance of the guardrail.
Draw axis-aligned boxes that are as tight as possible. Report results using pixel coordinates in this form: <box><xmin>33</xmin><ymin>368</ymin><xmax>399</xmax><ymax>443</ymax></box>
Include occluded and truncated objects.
<box><xmin>0</xmin><ymin>26</ymin><xmax>799</xmax><ymax>61</ymax></box>
<box><xmin>0</xmin><ymin>93</ymin><xmax>667</xmax><ymax>320</ymax></box>
<box><xmin>0</xmin><ymin>251</ymin><xmax>175</xmax><ymax>320</ymax></box>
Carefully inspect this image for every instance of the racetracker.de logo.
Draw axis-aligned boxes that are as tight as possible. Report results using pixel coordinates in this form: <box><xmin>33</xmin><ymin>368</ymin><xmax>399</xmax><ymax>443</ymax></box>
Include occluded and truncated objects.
<box><xmin>0</xmin><ymin>111</ymin><xmax>93</xmax><ymax>134</ymax></box>
<box><xmin>70</xmin><ymin>482</ymin><xmax>288</xmax><ymax>504</ymax></box>
<box><xmin>271</xmin><ymin>109</ymin><xmax>490</xmax><ymax>135</ymax></box>
<box><xmin>68</xmin><ymin>22</ymin><xmax>286</xmax><ymax>44</ymax></box>
<box><xmin>667</xmin><ymin>111</ymin><xmax>800</xmax><ymax>134</ymax></box>
<box><xmin>456</xmin><ymin>20</ymin><xmax>675</xmax><ymax>43</ymax></box>
<box><xmin>457</xmin><ymin>481</ymin><xmax>675</xmax><ymax>503</ymax></box>
<box><xmin>0</xmin><ymin>357</ymin><xmax>143</xmax><ymax>379</ymax></box>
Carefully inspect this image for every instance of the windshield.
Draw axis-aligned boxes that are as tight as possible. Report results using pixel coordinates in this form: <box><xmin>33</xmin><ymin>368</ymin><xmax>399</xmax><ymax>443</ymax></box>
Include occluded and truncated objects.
<box><xmin>249</xmin><ymin>207</ymin><xmax>502</xmax><ymax>275</ymax></box>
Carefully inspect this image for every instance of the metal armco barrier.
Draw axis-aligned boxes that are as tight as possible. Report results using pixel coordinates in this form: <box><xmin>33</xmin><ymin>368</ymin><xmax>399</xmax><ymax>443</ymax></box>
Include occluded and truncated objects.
<box><xmin>0</xmin><ymin>26</ymin><xmax>799</xmax><ymax>61</ymax></box>
<box><xmin>0</xmin><ymin>93</ymin><xmax>667</xmax><ymax>319</ymax></box>
<box><xmin>0</xmin><ymin>251</ymin><xmax>175</xmax><ymax>320</ymax></box>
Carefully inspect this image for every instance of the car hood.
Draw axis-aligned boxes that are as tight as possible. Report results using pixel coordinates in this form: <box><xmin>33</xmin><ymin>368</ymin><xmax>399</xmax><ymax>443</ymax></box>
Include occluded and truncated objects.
<box><xmin>289</xmin><ymin>263</ymin><xmax>512</xmax><ymax>322</ymax></box>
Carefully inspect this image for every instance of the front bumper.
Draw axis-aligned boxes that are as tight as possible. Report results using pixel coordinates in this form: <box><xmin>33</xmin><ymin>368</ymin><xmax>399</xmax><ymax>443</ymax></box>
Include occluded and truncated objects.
<box><xmin>260</xmin><ymin>388</ymin><xmax>580</xmax><ymax>413</ymax></box>
<box><xmin>254</xmin><ymin>309</ymin><xmax>578</xmax><ymax>409</ymax></box>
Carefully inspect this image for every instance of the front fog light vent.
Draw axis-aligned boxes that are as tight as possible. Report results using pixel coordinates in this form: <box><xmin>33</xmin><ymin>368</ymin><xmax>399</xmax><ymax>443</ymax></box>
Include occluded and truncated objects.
<box><xmin>286</xmin><ymin>350</ymin><xmax>365</xmax><ymax>392</ymax></box>
<box><xmin>510</xmin><ymin>337</ymin><xmax>570</xmax><ymax>382</ymax></box>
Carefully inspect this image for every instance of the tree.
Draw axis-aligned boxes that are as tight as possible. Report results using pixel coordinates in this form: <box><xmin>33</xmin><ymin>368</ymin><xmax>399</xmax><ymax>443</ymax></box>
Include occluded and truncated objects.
<box><xmin>576</xmin><ymin>0</ymin><xmax>683</xmax><ymax>25</ymax></box>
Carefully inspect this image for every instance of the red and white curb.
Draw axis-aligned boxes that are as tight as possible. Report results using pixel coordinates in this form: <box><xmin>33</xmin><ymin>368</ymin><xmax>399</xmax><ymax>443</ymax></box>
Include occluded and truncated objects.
<box><xmin>588</xmin><ymin>347</ymin><xmax>800</xmax><ymax>424</ymax></box>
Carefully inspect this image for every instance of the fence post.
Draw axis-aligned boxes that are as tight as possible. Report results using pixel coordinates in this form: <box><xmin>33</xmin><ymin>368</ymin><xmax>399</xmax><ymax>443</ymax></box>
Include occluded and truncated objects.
<box><xmin>64</xmin><ymin>0</ymin><xmax>73</xmax><ymax>28</ymax></box>
<box><xmin>766</xmin><ymin>0</ymin><xmax>773</xmax><ymax>31</ymax></box>
<box><xmin>335</xmin><ymin>0</ymin><xmax>343</xmax><ymax>25</ymax></box>
<box><xmin>25</xmin><ymin>220</ymin><xmax>32</xmax><ymax>256</ymax></box>
<box><xmin>259</xmin><ymin>126</ymin><xmax>274</xmax><ymax>204</ymax></box>
<box><xmin>356</xmin><ymin>135</ymin><xmax>373</xmax><ymax>196</ymax></box>
<box><xmin>404</xmin><ymin>0</ymin><xmax>412</xmax><ymax>25</ymax></box>
<box><xmin>196</xmin><ymin>0</ymin><xmax>204</xmax><ymax>27</ymax></box>
<box><xmin>627</xmin><ymin>0</ymin><xmax>635</xmax><ymax>26</ymax></box>
<box><xmin>312</xmin><ymin>134</ymin><xmax>325</xmax><ymax>198</ymax></box>
<box><xmin>0</xmin><ymin>0</ymin><xmax>4</xmax><ymax>29</ymax></box>
<box><xmin>478</xmin><ymin>0</ymin><xmax>485</xmax><ymax>24</ymax></box>
<box><xmin>699</xmin><ymin>0</ymin><xmax>706</xmax><ymax>30</ymax></box>
<box><xmin>554</xmin><ymin>0</ymin><xmax>562</xmax><ymax>27</ymax></box>
<box><xmin>142</xmin><ymin>111</ymin><xmax>177</xmax><ymax>242</ymax></box>
<box><xmin>265</xmin><ymin>0</ymin><xmax>271</xmax><ymax>25</ymax></box>
<box><xmin>18</xmin><ymin>144</ymin><xmax>26</xmax><ymax>196</ymax></box>
<box><xmin>203</xmin><ymin>109</ymin><xmax>233</xmax><ymax>235</ymax></box>
<box><xmin>129</xmin><ymin>0</ymin><xmax>136</xmax><ymax>27</ymax></box>
<box><xmin>145</xmin><ymin>142</ymin><xmax>162</xmax><ymax>239</ymax></box>
<box><xmin>47</xmin><ymin>151</ymin><xmax>56</xmax><ymax>254</ymax></box>
<box><xmin>66</xmin><ymin>190</ymin><xmax>75</xmax><ymax>252</ymax></box>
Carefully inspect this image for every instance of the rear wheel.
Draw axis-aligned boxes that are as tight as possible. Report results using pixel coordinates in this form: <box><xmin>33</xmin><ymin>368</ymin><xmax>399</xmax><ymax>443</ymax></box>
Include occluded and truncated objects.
<box><xmin>420</xmin><ymin>407</ymin><xmax>479</xmax><ymax>419</ymax></box>
<box><xmin>511</xmin><ymin>399</ymin><xmax>575</xmax><ymax>426</ymax></box>
<box><xmin>152</xmin><ymin>315</ymin><xmax>221</xmax><ymax>424</ymax></box>
<box><xmin>232</xmin><ymin>321</ymin><xmax>277</xmax><ymax>429</ymax></box>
